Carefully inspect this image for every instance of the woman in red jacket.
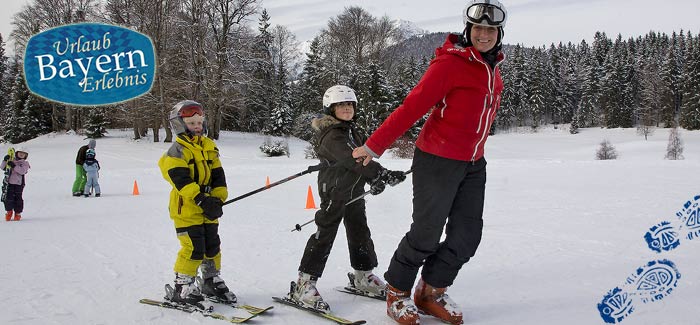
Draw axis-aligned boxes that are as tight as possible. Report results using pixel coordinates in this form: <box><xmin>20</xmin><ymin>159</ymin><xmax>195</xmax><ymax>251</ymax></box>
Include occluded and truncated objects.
<box><xmin>352</xmin><ymin>1</ymin><xmax>508</xmax><ymax>324</ymax></box>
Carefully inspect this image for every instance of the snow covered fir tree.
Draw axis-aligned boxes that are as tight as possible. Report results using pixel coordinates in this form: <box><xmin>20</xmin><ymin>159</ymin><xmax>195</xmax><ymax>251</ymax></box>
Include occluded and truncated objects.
<box><xmin>0</xmin><ymin>2</ymin><xmax>698</xmax><ymax>147</ymax></box>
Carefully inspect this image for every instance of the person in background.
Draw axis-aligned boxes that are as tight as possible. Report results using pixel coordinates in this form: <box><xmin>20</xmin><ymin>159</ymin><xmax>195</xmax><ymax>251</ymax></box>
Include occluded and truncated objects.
<box><xmin>72</xmin><ymin>139</ymin><xmax>96</xmax><ymax>196</ymax></box>
<box><xmin>287</xmin><ymin>85</ymin><xmax>406</xmax><ymax>313</ymax></box>
<box><xmin>2</xmin><ymin>148</ymin><xmax>31</xmax><ymax>221</ymax></box>
<box><xmin>158</xmin><ymin>100</ymin><xmax>235</xmax><ymax>309</ymax></box>
<box><xmin>352</xmin><ymin>1</ymin><xmax>508</xmax><ymax>324</ymax></box>
<box><xmin>82</xmin><ymin>149</ymin><xmax>101</xmax><ymax>197</ymax></box>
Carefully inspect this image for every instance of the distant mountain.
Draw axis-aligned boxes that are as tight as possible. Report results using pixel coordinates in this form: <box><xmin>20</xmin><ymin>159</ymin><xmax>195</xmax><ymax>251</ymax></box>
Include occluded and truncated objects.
<box><xmin>389</xmin><ymin>32</ymin><xmax>450</xmax><ymax>62</ymax></box>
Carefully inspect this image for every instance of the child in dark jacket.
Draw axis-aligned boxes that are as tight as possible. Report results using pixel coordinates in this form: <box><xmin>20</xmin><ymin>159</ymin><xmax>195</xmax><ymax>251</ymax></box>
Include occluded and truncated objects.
<box><xmin>2</xmin><ymin>148</ymin><xmax>31</xmax><ymax>221</ymax></box>
<box><xmin>286</xmin><ymin>85</ymin><xmax>406</xmax><ymax>312</ymax></box>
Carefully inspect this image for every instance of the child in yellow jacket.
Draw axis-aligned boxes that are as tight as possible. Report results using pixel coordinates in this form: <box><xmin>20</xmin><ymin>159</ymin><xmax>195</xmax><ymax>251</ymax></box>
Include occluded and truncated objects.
<box><xmin>158</xmin><ymin>100</ymin><xmax>234</xmax><ymax>308</ymax></box>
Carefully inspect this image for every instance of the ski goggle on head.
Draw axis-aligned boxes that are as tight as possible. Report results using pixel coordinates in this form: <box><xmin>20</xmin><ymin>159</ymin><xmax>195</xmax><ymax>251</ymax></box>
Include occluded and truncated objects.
<box><xmin>179</xmin><ymin>103</ymin><xmax>204</xmax><ymax>118</ymax></box>
<box><xmin>464</xmin><ymin>3</ymin><xmax>506</xmax><ymax>27</ymax></box>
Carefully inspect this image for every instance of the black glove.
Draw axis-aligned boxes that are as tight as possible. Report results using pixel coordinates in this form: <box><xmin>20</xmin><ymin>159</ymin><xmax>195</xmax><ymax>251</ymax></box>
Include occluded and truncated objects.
<box><xmin>7</xmin><ymin>161</ymin><xmax>15</xmax><ymax>168</ymax></box>
<box><xmin>384</xmin><ymin>170</ymin><xmax>406</xmax><ymax>186</ymax></box>
<box><xmin>3</xmin><ymin>155</ymin><xmax>9</xmax><ymax>161</ymax></box>
<box><xmin>375</xmin><ymin>168</ymin><xmax>406</xmax><ymax>187</ymax></box>
<box><xmin>195</xmin><ymin>193</ymin><xmax>223</xmax><ymax>220</ymax></box>
<box><xmin>369</xmin><ymin>178</ymin><xmax>386</xmax><ymax>195</ymax></box>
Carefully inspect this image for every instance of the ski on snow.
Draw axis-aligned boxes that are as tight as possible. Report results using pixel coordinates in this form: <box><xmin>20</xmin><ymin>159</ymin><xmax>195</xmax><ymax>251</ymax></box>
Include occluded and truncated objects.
<box><xmin>207</xmin><ymin>297</ymin><xmax>274</xmax><ymax>315</ymax></box>
<box><xmin>272</xmin><ymin>296</ymin><xmax>366</xmax><ymax>325</ymax></box>
<box><xmin>334</xmin><ymin>286</ymin><xmax>386</xmax><ymax>301</ymax></box>
<box><xmin>139</xmin><ymin>298</ymin><xmax>261</xmax><ymax>323</ymax></box>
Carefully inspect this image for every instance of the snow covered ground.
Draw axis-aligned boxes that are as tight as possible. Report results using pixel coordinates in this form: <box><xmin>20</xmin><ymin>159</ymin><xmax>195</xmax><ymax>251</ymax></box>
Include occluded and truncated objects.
<box><xmin>0</xmin><ymin>126</ymin><xmax>698</xmax><ymax>325</ymax></box>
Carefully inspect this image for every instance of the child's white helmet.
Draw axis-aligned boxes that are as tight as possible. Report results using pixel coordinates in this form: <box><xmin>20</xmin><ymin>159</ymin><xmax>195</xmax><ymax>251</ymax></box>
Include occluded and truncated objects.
<box><xmin>322</xmin><ymin>85</ymin><xmax>357</xmax><ymax>115</ymax></box>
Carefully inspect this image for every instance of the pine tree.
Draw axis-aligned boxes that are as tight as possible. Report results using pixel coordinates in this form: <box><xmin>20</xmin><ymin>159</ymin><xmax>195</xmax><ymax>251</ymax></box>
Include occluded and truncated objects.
<box><xmin>0</xmin><ymin>34</ymin><xmax>8</xmax><ymax>125</ymax></box>
<box><xmin>356</xmin><ymin>60</ymin><xmax>390</xmax><ymax>133</ymax></box>
<box><xmin>295</xmin><ymin>38</ymin><xmax>327</xmax><ymax>116</ymax></box>
<box><xmin>84</xmin><ymin>107</ymin><xmax>109</xmax><ymax>138</ymax></box>
<box><xmin>242</xmin><ymin>9</ymin><xmax>275</xmax><ymax>133</ymax></box>
<box><xmin>659</xmin><ymin>44</ymin><xmax>681</xmax><ymax>127</ymax></box>
<box><xmin>600</xmin><ymin>35</ymin><xmax>634</xmax><ymax>128</ymax></box>
<box><xmin>501</xmin><ymin>44</ymin><xmax>527</xmax><ymax>127</ymax></box>
<box><xmin>3</xmin><ymin>61</ymin><xmax>29</xmax><ymax>143</ymax></box>
<box><xmin>525</xmin><ymin>50</ymin><xmax>546</xmax><ymax>129</ymax></box>
<box><xmin>577</xmin><ymin>41</ymin><xmax>600</xmax><ymax>127</ymax></box>
<box><xmin>665</xmin><ymin>127</ymin><xmax>684</xmax><ymax>160</ymax></box>
<box><xmin>679</xmin><ymin>34</ymin><xmax>700</xmax><ymax>130</ymax></box>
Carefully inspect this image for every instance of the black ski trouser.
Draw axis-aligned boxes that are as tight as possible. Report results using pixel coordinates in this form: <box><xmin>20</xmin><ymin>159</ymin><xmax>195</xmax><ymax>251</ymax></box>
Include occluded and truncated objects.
<box><xmin>299</xmin><ymin>198</ymin><xmax>378</xmax><ymax>278</ymax></box>
<box><xmin>4</xmin><ymin>184</ymin><xmax>25</xmax><ymax>213</ymax></box>
<box><xmin>384</xmin><ymin>148</ymin><xmax>487</xmax><ymax>291</ymax></box>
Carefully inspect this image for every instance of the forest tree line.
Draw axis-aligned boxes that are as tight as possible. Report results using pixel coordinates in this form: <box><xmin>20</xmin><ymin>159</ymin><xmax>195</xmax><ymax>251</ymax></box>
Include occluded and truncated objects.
<box><xmin>0</xmin><ymin>0</ymin><xmax>698</xmax><ymax>145</ymax></box>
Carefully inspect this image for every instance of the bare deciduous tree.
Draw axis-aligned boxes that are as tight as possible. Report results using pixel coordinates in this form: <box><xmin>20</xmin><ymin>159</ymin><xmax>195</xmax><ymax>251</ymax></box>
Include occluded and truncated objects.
<box><xmin>596</xmin><ymin>139</ymin><xmax>618</xmax><ymax>160</ymax></box>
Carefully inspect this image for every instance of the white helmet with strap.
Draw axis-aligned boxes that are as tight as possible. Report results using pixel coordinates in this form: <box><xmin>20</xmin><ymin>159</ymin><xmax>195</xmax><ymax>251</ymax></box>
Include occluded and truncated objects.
<box><xmin>322</xmin><ymin>85</ymin><xmax>357</xmax><ymax>116</ymax></box>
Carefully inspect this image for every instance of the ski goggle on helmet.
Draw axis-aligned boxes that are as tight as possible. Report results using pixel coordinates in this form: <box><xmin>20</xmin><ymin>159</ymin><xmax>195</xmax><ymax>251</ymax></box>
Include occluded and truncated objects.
<box><xmin>169</xmin><ymin>100</ymin><xmax>207</xmax><ymax>136</ymax></box>
<box><xmin>463</xmin><ymin>0</ymin><xmax>507</xmax><ymax>27</ymax></box>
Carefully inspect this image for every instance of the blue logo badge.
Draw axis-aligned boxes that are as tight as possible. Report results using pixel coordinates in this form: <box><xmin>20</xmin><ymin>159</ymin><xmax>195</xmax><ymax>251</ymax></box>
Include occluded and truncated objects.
<box><xmin>23</xmin><ymin>23</ymin><xmax>156</xmax><ymax>106</ymax></box>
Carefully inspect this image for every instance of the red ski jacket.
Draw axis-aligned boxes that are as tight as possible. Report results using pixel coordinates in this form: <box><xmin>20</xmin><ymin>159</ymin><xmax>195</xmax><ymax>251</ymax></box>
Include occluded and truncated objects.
<box><xmin>365</xmin><ymin>34</ymin><xmax>505</xmax><ymax>162</ymax></box>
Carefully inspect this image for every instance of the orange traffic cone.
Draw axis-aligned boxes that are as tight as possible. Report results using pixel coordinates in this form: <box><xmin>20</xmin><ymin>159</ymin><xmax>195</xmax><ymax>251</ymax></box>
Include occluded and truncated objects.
<box><xmin>265</xmin><ymin>176</ymin><xmax>271</xmax><ymax>187</ymax></box>
<box><xmin>133</xmin><ymin>180</ymin><xmax>140</xmax><ymax>195</ymax></box>
<box><xmin>305</xmin><ymin>185</ymin><xmax>317</xmax><ymax>209</ymax></box>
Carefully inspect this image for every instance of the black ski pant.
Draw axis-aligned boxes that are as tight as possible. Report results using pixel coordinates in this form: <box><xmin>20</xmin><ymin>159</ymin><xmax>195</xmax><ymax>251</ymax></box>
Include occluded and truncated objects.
<box><xmin>299</xmin><ymin>198</ymin><xmax>378</xmax><ymax>278</ymax></box>
<box><xmin>384</xmin><ymin>148</ymin><xmax>486</xmax><ymax>291</ymax></box>
<box><xmin>4</xmin><ymin>184</ymin><xmax>25</xmax><ymax>213</ymax></box>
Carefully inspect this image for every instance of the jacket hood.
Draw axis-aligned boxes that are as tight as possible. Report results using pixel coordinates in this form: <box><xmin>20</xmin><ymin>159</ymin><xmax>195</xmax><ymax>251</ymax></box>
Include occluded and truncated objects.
<box><xmin>311</xmin><ymin>115</ymin><xmax>343</xmax><ymax>131</ymax></box>
<box><xmin>88</xmin><ymin>139</ymin><xmax>96</xmax><ymax>149</ymax></box>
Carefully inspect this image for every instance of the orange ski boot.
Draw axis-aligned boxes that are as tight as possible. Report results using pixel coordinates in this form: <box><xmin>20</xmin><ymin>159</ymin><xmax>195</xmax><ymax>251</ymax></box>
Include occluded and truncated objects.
<box><xmin>414</xmin><ymin>278</ymin><xmax>463</xmax><ymax>325</ymax></box>
<box><xmin>386</xmin><ymin>284</ymin><xmax>420</xmax><ymax>324</ymax></box>
<box><xmin>5</xmin><ymin>211</ymin><xmax>12</xmax><ymax>221</ymax></box>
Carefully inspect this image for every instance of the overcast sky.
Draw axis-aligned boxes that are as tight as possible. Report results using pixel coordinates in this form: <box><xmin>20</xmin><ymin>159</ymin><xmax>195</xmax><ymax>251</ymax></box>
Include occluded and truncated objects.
<box><xmin>3</xmin><ymin>0</ymin><xmax>700</xmax><ymax>55</ymax></box>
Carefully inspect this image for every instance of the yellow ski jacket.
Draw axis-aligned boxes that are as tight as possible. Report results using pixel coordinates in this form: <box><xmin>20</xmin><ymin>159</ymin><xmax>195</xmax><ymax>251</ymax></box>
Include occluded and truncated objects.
<box><xmin>158</xmin><ymin>135</ymin><xmax>228</xmax><ymax>226</ymax></box>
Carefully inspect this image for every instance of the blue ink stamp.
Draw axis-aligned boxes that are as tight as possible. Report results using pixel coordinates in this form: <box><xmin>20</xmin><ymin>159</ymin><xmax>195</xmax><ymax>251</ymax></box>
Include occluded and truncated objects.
<box><xmin>23</xmin><ymin>22</ymin><xmax>156</xmax><ymax>106</ymax></box>
<box><xmin>644</xmin><ymin>221</ymin><xmax>680</xmax><ymax>253</ymax></box>
<box><xmin>677</xmin><ymin>195</ymin><xmax>700</xmax><ymax>241</ymax></box>
<box><xmin>598</xmin><ymin>259</ymin><xmax>680</xmax><ymax>323</ymax></box>
<box><xmin>597</xmin><ymin>286</ymin><xmax>634</xmax><ymax>324</ymax></box>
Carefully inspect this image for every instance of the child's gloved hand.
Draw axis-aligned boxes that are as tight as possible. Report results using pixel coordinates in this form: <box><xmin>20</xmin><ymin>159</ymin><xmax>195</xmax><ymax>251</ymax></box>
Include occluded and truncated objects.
<box><xmin>374</xmin><ymin>168</ymin><xmax>407</xmax><ymax>187</ymax></box>
<box><xmin>3</xmin><ymin>155</ymin><xmax>9</xmax><ymax>161</ymax></box>
<box><xmin>7</xmin><ymin>161</ymin><xmax>15</xmax><ymax>168</ymax></box>
<box><xmin>195</xmin><ymin>193</ymin><xmax>223</xmax><ymax>220</ymax></box>
<box><xmin>369</xmin><ymin>178</ymin><xmax>386</xmax><ymax>195</ymax></box>
<box><xmin>384</xmin><ymin>170</ymin><xmax>406</xmax><ymax>186</ymax></box>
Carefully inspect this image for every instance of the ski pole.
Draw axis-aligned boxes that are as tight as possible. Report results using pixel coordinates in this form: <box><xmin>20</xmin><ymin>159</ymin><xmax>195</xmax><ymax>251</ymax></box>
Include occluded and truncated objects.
<box><xmin>292</xmin><ymin>218</ymin><xmax>315</xmax><ymax>232</ymax></box>
<box><xmin>345</xmin><ymin>169</ymin><xmax>412</xmax><ymax>206</ymax></box>
<box><xmin>222</xmin><ymin>162</ymin><xmax>329</xmax><ymax>206</ymax></box>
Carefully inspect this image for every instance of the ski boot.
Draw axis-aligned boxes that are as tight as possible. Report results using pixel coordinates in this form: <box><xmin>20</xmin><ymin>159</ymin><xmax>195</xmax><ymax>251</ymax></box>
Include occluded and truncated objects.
<box><xmin>199</xmin><ymin>275</ymin><xmax>237</xmax><ymax>304</ymax></box>
<box><xmin>13</xmin><ymin>213</ymin><xmax>21</xmax><ymax>221</ymax></box>
<box><xmin>198</xmin><ymin>259</ymin><xmax>237</xmax><ymax>304</ymax></box>
<box><xmin>165</xmin><ymin>273</ymin><xmax>205</xmax><ymax>309</ymax></box>
<box><xmin>414</xmin><ymin>278</ymin><xmax>463</xmax><ymax>325</ymax></box>
<box><xmin>5</xmin><ymin>211</ymin><xmax>11</xmax><ymax>221</ymax></box>
<box><xmin>289</xmin><ymin>272</ymin><xmax>330</xmax><ymax>313</ymax></box>
<box><xmin>386</xmin><ymin>284</ymin><xmax>420</xmax><ymax>324</ymax></box>
<box><xmin>348</xmin><ymin>269</ymin><xmax>387</xmax><ymax>298</ymax></box>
